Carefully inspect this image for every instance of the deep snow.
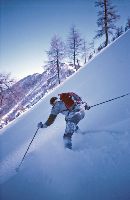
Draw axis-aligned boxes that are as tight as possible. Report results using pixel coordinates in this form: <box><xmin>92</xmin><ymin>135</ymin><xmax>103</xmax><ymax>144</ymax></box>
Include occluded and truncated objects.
<box><xmin>0</xmin><ymin>31</ymin><xmax>130</xmax><ymax>200</ymax></box>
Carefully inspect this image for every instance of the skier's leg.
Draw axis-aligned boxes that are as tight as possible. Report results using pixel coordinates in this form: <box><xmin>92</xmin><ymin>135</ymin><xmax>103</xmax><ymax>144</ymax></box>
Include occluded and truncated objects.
<box><xmin>70</xmin><ymin>109</ymin><xmax>85</xmax><ymax>124</ymax></box>
<box><xmin>63</xmin><ymin>121</ymin><xmax>76</xmax><ymax>149</ymax></box>
<box><xmin>63</xmin><ymin>108</ymin><xmax>85</xmax><ymax>149</ymax></box>
<box><xmin>67</xmin><ymin>109</ymin><xmax>85</xmax><ymax>134</ymax></box>
<box><xmin>75</xmin><ymin>125</ymin><xmax>80</xmax><ymax>133</ymax></box>
<box><xmin>63</xmin><ymin>132</ymin><xmax>73</xmax><ymax>149</ymax></box>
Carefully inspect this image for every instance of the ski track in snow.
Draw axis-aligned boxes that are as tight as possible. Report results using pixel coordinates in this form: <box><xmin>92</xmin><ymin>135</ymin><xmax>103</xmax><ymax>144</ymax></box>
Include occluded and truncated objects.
<box><xmin>0</xmin><ymin>128</ymin><xmax>62</xmax><ymax>184</ymax></box>
<box><xmin>0</xmin><ymin>128</ymin><xmax>130</xmax><ymax>185</ymax></box>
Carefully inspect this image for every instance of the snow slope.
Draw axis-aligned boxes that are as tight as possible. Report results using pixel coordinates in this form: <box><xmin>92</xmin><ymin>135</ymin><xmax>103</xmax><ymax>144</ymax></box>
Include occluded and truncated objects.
<box><xmin>0</xmin><ymin>31</ymin><xmax>130</xmax><ymax>200</ymax></box>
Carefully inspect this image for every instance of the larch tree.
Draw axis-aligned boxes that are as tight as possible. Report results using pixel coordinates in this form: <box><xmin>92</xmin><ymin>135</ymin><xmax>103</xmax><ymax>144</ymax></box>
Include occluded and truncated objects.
<box><xmin>95</xmin><ymin>0</ymin><xmax>120</xmax><ymax>47</ymax></box>
<box><xmin>67</xmin><ymin>25</ymin><xmax>83</xmax><ymax>70</ymax></box>
<box><xmin>125</xmin><ymin>17</ymin><xmax>130</xmax><ymax>31</ymax></box>
<box><xmin>82</xmin><ymin>39</ymin><xmax>88</xmax><ymax>64</ymax></box>
<box><xmin>0</xmin><ymin>73</ymin><xmax>16</xmax><ymax>106</ymax></box>
<box><xmin>115</xmin><ymin>26</ymin><xmax>124</xmax><ymax>38</ymax></box>
<box><xmin>47</xmin><ymin>35</ymin><xmax>65</xmax><ymax>85</ymax></box>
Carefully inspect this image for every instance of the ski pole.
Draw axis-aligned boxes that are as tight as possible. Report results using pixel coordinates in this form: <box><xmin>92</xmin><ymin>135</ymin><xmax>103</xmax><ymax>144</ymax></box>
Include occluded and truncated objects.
<box><xmin>90</xmin><ymin>92</ymin><xmax>130</xmax><ymax>108</ymax></box>
<box><xmin>16</xmin><ymin>127</ymin><xmax>39</xmax><ymax>172</ymax></box>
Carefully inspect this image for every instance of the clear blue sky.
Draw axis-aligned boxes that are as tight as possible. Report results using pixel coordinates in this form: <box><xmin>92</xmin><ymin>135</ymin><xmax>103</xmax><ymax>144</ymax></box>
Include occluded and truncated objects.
<box><xmin>0</xmin><ymin>0</ymin><xmax>130</xmax><ymax>80</ymax></box>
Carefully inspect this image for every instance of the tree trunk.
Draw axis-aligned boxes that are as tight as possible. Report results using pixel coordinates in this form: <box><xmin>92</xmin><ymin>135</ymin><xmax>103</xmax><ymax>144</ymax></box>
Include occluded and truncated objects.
<box><xmin>73</xmin><ymin>38</ymin><xmax>76</xmax><ymax>69</ymax></box>
<box><xmin>56</xmin><ymin>58</ymin><xmax>60</xmax><ymax>84</ymax></box>
<box><xmin>104</xmin><ymin>0</ymin><xmax>108</xmax><ymax>46</ymax></box>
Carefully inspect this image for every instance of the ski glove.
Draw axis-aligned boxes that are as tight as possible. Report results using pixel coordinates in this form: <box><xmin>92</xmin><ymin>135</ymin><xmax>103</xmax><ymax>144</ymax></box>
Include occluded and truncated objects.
<box><xmin>37</xmin><ymin>122</ymin><xmax>47</xmax><ymax>128</ymax></box>
<box><xmin>84</xmin><ymin>103</ymin><xmax>91</xmax><ymax>110</ymax></box>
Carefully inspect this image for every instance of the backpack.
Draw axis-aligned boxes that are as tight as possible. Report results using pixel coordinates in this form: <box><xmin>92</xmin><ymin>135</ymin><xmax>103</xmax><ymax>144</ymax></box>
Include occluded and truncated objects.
<box><xmin>58</xmin><ymin>92</ymin><xmax>82</xmax><ymax>110</ymax></box>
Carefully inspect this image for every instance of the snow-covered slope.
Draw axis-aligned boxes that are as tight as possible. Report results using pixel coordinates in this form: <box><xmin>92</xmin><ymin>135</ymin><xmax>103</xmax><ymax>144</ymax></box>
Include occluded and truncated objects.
<box><xmin>0</xmin><ymin>31</ymin><xmax>130</xmax><ymax>200</ymax></box>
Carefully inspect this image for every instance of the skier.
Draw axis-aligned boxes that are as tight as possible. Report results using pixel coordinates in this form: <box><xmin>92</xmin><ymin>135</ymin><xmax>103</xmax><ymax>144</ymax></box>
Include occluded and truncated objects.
<box><xmin>37</xmin><ymin>92</ymin><xmax>90</xmax><ymax>149</ymax></box>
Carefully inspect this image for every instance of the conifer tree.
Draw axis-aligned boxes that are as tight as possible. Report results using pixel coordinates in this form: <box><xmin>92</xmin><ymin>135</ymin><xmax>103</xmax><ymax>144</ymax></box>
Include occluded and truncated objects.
<box><xmin>82</xmin><ymin>39</ymin><xmax>88</xmax><ymax>64</ymax></box>
<box><xmin>95</xmin><ymin>0</ymin><xmax>120</xmax><ymax>47</ymax></box>
<box><xmin>47</xmin><ymin>35</ymin><xmax>65</xmax><ymax>84</ymax></box>
<box><xmin>67</xmin><ymin>25</ymin><xmax>83</xmax><ymax>70</ymax></box>
<box><xmin>125</xmin><ymin>17</ymin><xmax>130</xmax><ymax>31</ymax></box>
<box><xmin>115</xmin><ymin>26</ymin><xmax>124</xmax><ymax>38</ymax></box>
<box><xmin>0</xmin><ymin>73</ymin><xmax>16</xmax><ymax>106</ymax></box>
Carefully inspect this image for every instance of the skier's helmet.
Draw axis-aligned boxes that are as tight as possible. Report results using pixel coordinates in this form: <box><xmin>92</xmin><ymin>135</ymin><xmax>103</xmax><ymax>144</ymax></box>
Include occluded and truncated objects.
<box><xmin>50</xmin><ymin>97</ymin><xmax>58</xmax><ymax>105</ymax></box>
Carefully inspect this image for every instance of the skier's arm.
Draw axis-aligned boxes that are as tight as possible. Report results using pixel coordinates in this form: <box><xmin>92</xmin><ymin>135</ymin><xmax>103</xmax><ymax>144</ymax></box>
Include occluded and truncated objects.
<box><xmin>37</xmin><ymin>114</ymin><xmax>57</xmax><ymax>128</ymax></box>
<box><xmin>44</xmin><ymin>114</ymin><xmax>57</xmax><ymax>126</ymax></box>
<box><xmin>37</xmin><ymin>102</ymin><xmax>60</xmax><ymax>128</ymax></box>
<box><xmin>44</xmin><ymin>102</ymin><xmax>60</xmax><ymax>126</ymax></box>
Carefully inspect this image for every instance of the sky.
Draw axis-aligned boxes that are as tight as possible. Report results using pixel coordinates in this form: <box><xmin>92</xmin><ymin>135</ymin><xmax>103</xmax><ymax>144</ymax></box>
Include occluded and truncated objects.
<box><xmin>0</xmin><ymin>0</ymin><xmax>130</xmax><ymax>80</ymax></box>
